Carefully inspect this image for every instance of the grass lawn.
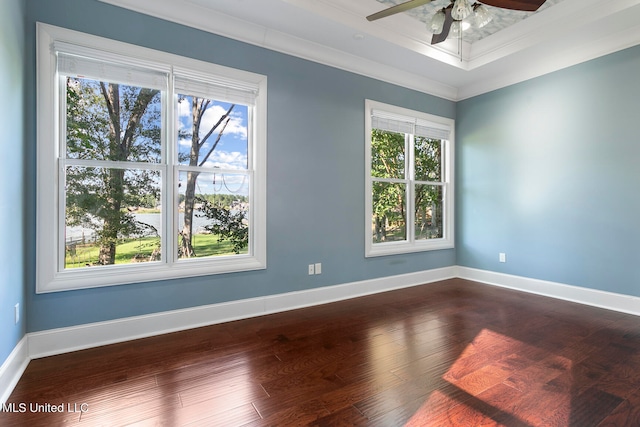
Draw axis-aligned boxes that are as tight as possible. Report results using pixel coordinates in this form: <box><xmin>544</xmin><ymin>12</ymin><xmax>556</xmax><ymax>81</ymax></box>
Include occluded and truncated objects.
<box><xmin>65</xmin><ymin>234</ymin><xmax>246</xmax><ymax>268</ymax></box>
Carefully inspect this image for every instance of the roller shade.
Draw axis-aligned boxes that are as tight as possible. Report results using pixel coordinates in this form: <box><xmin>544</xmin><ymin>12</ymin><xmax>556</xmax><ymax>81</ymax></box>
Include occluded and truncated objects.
<box><xmin>174</xmin><ymin>74</ymin><xmax>258</xmax><ymax>106</ymax></box>
<box><xmin>57</xmin><ymin>52</ymin><xmax>168</xmax><ymax>91</ymax></box>
<box><xmin>372</xmin><ymin>109</ymin><xmax>450</xmax><ymax>140</ymax></box>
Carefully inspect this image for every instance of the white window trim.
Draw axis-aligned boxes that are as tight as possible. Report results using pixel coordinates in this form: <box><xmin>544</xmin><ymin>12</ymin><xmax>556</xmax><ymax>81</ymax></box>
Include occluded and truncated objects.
<box><xmin>365</xmin><ymin>99</ymin><xmax>454</xmax><ymax>257</ymax></box>
<box><xmin>36</xmin><ymin>23</ymin><xmax>267</xmax><ymax>293</ymax></box>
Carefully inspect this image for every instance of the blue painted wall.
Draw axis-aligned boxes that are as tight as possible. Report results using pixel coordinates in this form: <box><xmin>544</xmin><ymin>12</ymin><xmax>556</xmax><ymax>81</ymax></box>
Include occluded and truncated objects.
<box><xmin>457</xmin><ymin>45</ymin><xmax>640</xmax><ymax>296</ymax></box>
<box><xmin>24</xmin><ymin>0</ymin><xmax>456</xmax><ymax>332</ymax></box>
<box><xmin>0</xmin><ymin>0</ymin><xmax>27</xmax><ymax>364</ymax></box>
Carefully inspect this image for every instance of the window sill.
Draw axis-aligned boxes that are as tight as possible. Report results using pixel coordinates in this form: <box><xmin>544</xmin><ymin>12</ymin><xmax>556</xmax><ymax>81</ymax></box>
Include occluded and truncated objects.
<box><xmin>365</xmin><ymin>240</ymin><xmax>454</xmax><ymax>258</ymax></box>
<box><xmin>37</xmin><ymin>255</ymin><xmax>266</xmax><ymax>294</ymax></box>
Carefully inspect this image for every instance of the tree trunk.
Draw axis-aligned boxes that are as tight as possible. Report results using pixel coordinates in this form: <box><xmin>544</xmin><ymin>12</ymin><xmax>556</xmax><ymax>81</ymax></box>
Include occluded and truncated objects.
<box><xmin>180</xmin><ymin>170</ymin><xmax>199</xmax><ymax>257</ymax></box>
<box><xmin>375</xmin><ymin>216</ymin><xmax>387</xmax><ymax>242</ymax></box>
<box><xmin>96</xmin><ymin>83</ymin><xmax>157</xmax><ymax>264</ymax></box>
<box><xmin>98</xmin><ymin>168</ymin><xmax>125</xmax><ymax>264</ymax></box>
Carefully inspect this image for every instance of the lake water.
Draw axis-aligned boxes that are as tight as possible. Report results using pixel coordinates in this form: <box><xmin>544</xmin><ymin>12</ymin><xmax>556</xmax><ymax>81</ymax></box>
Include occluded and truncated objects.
<box><xmin>66</xmin><ymin>212</ymin><xmax>212</xmax><ymax>243</ymax></box>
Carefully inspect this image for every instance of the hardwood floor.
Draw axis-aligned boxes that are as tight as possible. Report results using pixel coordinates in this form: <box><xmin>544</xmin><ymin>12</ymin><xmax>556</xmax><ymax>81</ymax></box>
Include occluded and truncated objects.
<box><xmin>2</xmin><ymin>278</ymin><xmax>640</xmax><ymax>426</ymax></box>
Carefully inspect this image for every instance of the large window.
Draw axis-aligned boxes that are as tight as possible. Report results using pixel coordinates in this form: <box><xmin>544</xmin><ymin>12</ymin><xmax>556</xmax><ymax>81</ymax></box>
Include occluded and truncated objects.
<box><xmin>36</xmin><ymin>24</ymin><xmax>266</xmax><ymax>292</ymax></box>
<box><xmin>365</xmin><ymin>100</ymin><xmax>454</xmax><ymax>257</ymax></box>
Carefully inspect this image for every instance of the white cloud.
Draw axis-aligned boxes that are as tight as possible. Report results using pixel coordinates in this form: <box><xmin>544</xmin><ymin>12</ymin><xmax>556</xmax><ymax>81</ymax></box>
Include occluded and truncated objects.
<box><xmin>178</xmin><ymin>100</ymin><xmax>247</xmax><ymax>140</ymax></box>
<box><xmin>177</xmin><ymin>100</ymin><xmax>248</xmax><ymax>163</ymax></box>
<box><xmin>177</xmin><ymin>98</ymin><xmax>191</xmax><ymax>118</ymax></box>
<box><xmin>202</xmin><ymin>150</ymin><xmax>248</xmax><ymax>170</ymax></box>
<box><xmin>200</xmin><ymin>105</ymin><xmax>247</xmax><ymax>140</ymax></box>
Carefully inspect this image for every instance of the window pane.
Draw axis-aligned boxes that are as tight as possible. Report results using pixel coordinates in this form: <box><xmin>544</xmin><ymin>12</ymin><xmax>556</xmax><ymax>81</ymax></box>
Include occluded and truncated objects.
<box><xmin>372</xmin><ymin>181</ymin><xmax>406</xmax><ymax>243</ymax></box>
<box><xmin>414</xmin><ymin>184</ymin><xmax>444</xmax><ymax>240</ymax></box>
<box><xmin>178</xmin><ymin>171</ymin><xmax>250</xmax><ymax>258</ymax></box>
<box><xmin>371</xmin><ymin>129</ymin><xmax>405</xmax><ymax>179</ymax></box>
<box><xmin>414</xmin><ymin>137</ymin><xmax>442</xmax><ymax>182</ymax></box>
<box><xmin>65</xmin><ymin>77</ymin><xmax>162</xmax><ymax>163</ymax></box>
<box><xmin>64</xmin><ymin>166</ymin><xmax>162</xmax><ymax>268</ymax></box>
<box><xmin>177</xmin><ymin>96</ymin><xmax>248</xmax><ymax>170</ymax></box>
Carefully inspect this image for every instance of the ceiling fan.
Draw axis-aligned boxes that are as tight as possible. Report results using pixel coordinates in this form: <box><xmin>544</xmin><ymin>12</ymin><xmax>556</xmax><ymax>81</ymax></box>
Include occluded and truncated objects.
<box><xmin>366</xmin><ymin>0</ymin><xmax>546</xmax><ymax>45</ymax></box>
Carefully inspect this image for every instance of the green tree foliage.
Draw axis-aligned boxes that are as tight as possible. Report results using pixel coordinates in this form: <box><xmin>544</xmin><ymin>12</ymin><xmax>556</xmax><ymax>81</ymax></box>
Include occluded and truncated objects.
<box><xmin>414</xmin><ymin>136</ymin><xmax>443</xmax><ymax>239</ymax></box>
<box><xmin>195</xmin><ymin>193</ymin><xmax>248</xmax><ymax>205</ymax></box>
<box><xmin>371</xmin><ymin>130</ymin><xmax>443</xmax><ymax>242</ymax></box>
<box><xmin>195</xmin><ymin>196</ymin><xmax>248</xmax><ymax>254</ymax></box>
<box><xmin>371</xmin><ymin>130</ymin><xmax>406</xmax><ymax>242</ymax></box>
<box><xmin>65</xmin><ymin>77</ymin><xmax>161</xmax><ymax>265</ymax></box>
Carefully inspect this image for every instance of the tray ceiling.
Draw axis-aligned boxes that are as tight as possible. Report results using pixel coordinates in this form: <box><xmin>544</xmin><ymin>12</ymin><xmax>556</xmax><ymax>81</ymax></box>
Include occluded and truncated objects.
<box><xmin>100</xmin><ymin>0</ymin><xmax>640</xmax><ymax>100</ymax></box>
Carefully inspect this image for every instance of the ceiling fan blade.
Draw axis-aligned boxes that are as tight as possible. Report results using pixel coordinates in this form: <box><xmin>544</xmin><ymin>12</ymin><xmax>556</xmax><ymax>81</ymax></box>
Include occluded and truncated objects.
<box><xmin>478</xmin><ymin>0</ymin><xmax>545</xmax><ymax>12</ymax></box>
<box><xmin>431</xmin><ymin>7</ymin><xmax>453</xmax><ymax>45</ymax></box>
<box><xmin>366</xmin><ymin>0</ymin><xmax>433</xmax><ymax>21</ymax></box>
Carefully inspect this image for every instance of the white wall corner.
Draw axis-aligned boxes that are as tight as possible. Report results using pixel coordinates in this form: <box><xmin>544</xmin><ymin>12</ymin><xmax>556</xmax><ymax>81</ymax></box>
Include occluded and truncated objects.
<box><xmin>0</xmin><ymin>337</ymin><xmax>30</xmax><ymax>405</ymax></box>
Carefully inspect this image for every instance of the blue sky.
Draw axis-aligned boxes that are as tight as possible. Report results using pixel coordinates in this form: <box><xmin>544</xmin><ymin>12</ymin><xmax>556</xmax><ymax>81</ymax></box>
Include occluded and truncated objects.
<box><xmin>176</xmin><ymin>97</ymin><xmax>249</xmax><ymax>172</ymax></box>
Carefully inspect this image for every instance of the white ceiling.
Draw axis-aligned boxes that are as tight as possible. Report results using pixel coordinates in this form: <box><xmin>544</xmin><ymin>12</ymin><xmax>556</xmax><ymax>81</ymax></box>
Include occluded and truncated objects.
<box><xmin>100</xmin><ymin>0</ymin><xmax>640</xmax><ymax>100</ymax></box>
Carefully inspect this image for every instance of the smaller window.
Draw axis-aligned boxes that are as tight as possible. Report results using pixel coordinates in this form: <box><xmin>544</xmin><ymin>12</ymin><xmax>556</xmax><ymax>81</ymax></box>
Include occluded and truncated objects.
<box><xmin>365</xmin><ymin>100</ymin><xmax>454</xmax><ymax>257</ymax></box>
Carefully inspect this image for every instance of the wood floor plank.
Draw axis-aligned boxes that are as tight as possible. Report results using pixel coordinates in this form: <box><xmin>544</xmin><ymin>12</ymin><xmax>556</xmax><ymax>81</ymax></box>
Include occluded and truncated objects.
<box><xmin>545</xmin><ymin>386</ymin><xmax>624</xmax><ymax>427</ymax></box>
<box><xmin>454</xmin><ymin>362</ymin><xmax>514</xmax><ymax>396</ymax></box>
<box><xmin>2</xmin><ymin>278</ymin><xmax>640</xmax><ymax>426</ymax></box>
<box><xmin>352</xmin><ymin>377</ymin><xmax>443</xmax><ymax>420</ymax></box>
<box><xmin>318</xmin><ymin>371</ymin><xmax>405</xmax><ymax>414</ymax></box>
<box><xmin>307</xmin><ymin>405</ymin><xmax>370</xmax><ymax>427</ymax></box>
<box><xmin>596</xmin><ymin>387</ymin><xmax>640</xmax><ymax>427</ymax></box>
<box><xmin>474</xmin><ymin>382</ymin><xmax>526</xmax><ymax>421</ymax></box>
<box><xmin>253</xmin><ymin>397</ymin><xmax>331</xmax><ymax>426</ymax></box>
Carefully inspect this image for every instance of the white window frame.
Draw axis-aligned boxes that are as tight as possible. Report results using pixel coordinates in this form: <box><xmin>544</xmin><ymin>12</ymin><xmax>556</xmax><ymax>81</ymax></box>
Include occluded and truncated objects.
<box><xmin>36</xmin><ymin>23</ymin><xmax>267</xmax><ymax>293</ymax></box>
<box><xmin>365</xmin><ymin>99</ymin><xmax>454</xmax><ymax>257</ymax></box>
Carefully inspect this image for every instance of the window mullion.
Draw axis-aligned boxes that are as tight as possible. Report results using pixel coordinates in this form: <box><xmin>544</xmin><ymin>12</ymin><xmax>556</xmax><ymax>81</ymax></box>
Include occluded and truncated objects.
<box><xmin>57</xmin><ymin>160</ymin><xmax>67</xmax><ymax>273</ymax></box>
<box><xmin>62</xmin><ymin>158</ymin><xmax>166</xmax><ymax>170</ymax></box>
<box><xmin>407</xmin><ymin>133</ymin><xmax>415</xmax><ymax>244</ymax></box>
<box><xmin>163</xmin><ymin>82</ymin><xmax>174</xmax><ymax>265</ymax></box>
<box><xmin>441</xmin><ymin>139</ymin><xmax>447</xmax><ymax>183</ymax></box>
<box><xmin>370</xmin><ymin>177</ymin><xmax>405</xmax><ymax>184</ymax></box>
<box><xmin>176</xmin><ymin>165</ymin><xmax>249</xmax><ymax>175</ymax></box>
<box><xmin>57</xmin><ymin>74</ymin><xmax>67</xmax><ymax>273</ymax></box>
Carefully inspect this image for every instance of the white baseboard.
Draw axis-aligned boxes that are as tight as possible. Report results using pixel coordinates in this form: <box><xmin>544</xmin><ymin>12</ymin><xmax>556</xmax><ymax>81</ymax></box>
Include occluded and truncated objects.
<box><xmin>0</xmin><ymin>337</ymin><xmax>29</xmax><ymax>405</ymax></box>
<box><xmin>28</xmin><ymin>266</ymin><xmax>457</xmax><ymax>359</ymax></box>
<box><xmin>5</xmin><ymin>267</ymin><xmax>453</xmax><ymax>403</ymax></box>
<box><xmin>456</xmin><ymin>266</ymin><xmax>640</xmax><ymax>317</ymax></box>
<box><xmin>4</xmin><ymin>265</ymin><xmax>639</xmax><ymax>404</ymax></box>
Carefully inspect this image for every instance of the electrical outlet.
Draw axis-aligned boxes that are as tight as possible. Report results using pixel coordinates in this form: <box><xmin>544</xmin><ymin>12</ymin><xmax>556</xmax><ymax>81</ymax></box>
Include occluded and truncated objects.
<box><xmin>14</xmin><ymin>303</ymin><xmax>19</xmax><ymax>324</ymax></box>
<box><xmin>308</xmin><ymin>264</ymin><xmax>315</xmax><ymax>275</ymax></box>
<box><xmin>499</xmin><ymin>253</ymin><xmax>506</xmax><ymax>263</ymax></box>
<box><xmin>314</xmin><ymin>263</ymin><xmax>322</xmax><ymax>275</ymax></box>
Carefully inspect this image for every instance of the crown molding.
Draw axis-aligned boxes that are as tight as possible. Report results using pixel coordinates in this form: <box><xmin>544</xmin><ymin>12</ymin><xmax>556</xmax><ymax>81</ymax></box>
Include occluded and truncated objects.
<box><xmin>98</xmin><ymin>0</ymin><xmax>459</xmax><ymax>100</ymax></box>
<box><xmin>98</xmin><ymin>0</ymin><xmax>640</xmax><ymax>101</ymax></box>
<box><xmin>458</xmin><ymin>3</ymin><xmax>640</xmax><ymax>99</ymax></box>
<box><xmin>468</xmin><ymin>0</ymin><xmax>640</xmax><ymax>69</ymax></box>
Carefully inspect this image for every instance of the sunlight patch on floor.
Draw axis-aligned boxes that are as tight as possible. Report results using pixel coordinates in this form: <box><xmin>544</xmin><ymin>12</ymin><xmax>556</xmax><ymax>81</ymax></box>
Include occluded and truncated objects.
<box><xmin>406</xmin><ymin>328</ymin><xmax>573</xmax><ymax>426</ymax></box>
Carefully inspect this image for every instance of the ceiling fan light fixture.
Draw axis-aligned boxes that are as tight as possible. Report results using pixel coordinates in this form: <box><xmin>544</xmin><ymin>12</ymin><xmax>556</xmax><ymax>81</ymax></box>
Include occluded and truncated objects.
<box><xmin>474</xmin><ymin>4</ymin><xmax>493</xmax><ymax>28</ymax></box>
<box><xmin>449</xmin><ymin>20</ymin><xmax>471</xmax><ymax>38</ymax></box>
<box><xmin>430</xmin><ymin>9</ymin><xmax>446</xmax><ymax>34</ymax></box>
<box><xmin>449</xmin><ymin>20</ymin><xmax>460</xmax><ymax>38</ymax></box>
<box><xmin>451</xmin><ymin>0</ymin><xmax>473</xmax><ymax>21</ymax></box>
